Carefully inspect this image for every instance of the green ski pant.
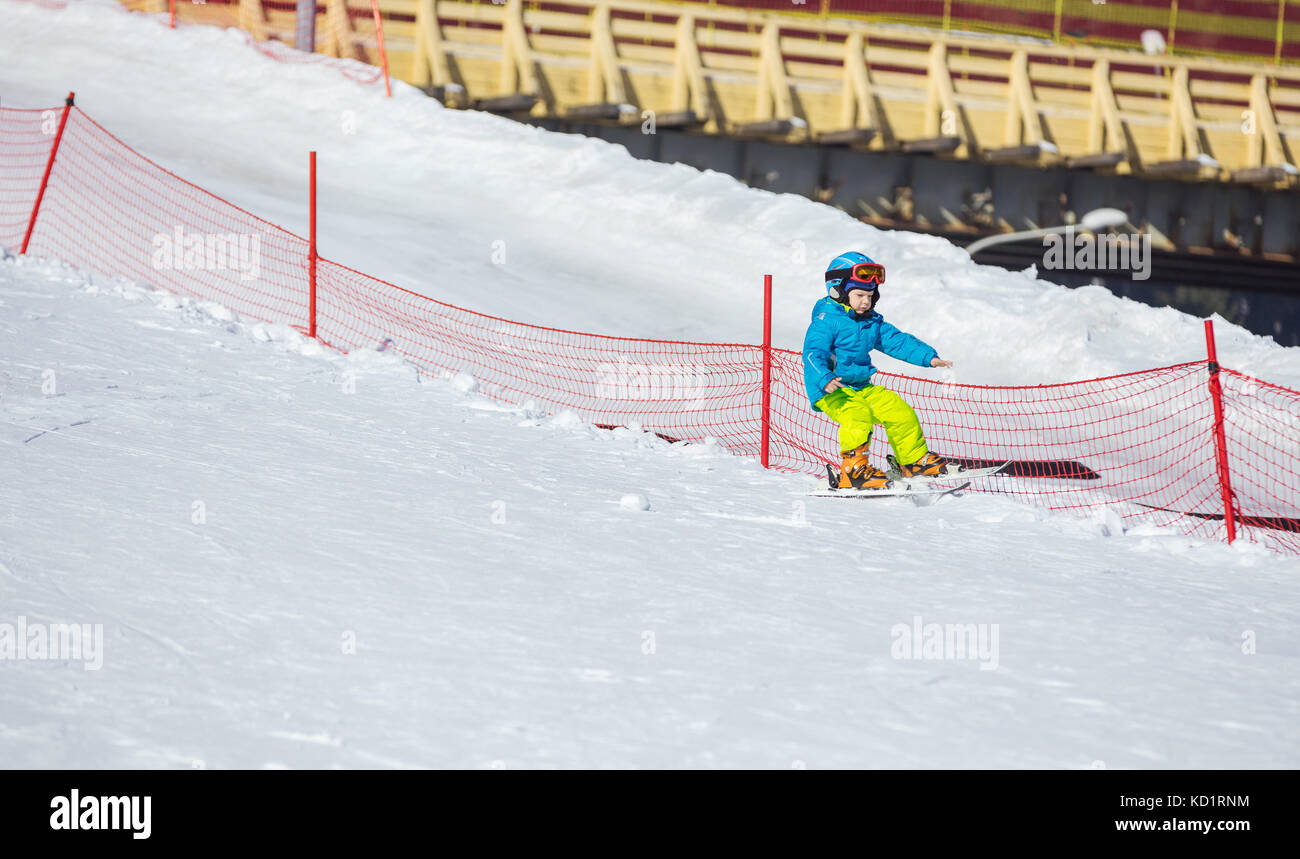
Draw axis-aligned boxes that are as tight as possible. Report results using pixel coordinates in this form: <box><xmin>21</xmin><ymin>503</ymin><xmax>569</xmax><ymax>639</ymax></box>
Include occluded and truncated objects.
<box><xmin>815</xmin><ymin>384</ymin><xmax>929</xmax><ymax>463</ymax></box>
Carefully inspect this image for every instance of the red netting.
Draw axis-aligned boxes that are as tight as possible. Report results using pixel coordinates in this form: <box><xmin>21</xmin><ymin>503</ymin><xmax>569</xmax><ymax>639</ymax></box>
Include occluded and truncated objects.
<box><xmin>0</xmin><ymin>107</ymin><xmax>53</xmax><ymax>248</ymax></box>
<box><xmin>15</xmin><ymin>109</ymin><xmax>309</xmax><ymax>328</ymax></box>
<box><xmin>5</xmin><ymin>101</ymin><xmax>1299</xmax><ymax>553</ymax></box>
<box><xmin>1219</xmin><ymin>369</ymin><xmax>1300</xmax><ymax>554</ymax></box>
<box><xmin>317</xmin><ymin>257</ymin><xmax>765</xmax><ymax>443</ymax></box>
<box><xmin>236</xmin><ymin>32</ymin><xmax>386</xmax><ymax>86</ymax></box>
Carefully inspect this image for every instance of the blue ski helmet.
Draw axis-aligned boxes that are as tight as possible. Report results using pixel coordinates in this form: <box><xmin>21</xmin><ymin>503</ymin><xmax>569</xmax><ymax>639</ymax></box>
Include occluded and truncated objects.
<box><xmin>825</xmin><ymin>251</ymin><xmax>885</xmax><ymax>305</ymax></box>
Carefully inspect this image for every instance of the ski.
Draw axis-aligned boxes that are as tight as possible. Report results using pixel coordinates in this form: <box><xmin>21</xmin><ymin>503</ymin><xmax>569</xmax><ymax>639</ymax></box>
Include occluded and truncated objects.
<box><xmin>885</xmin><ymin>455</ymin><xmax>1012</xmax><ymax>485</ymax></box>
<box><xmin>808</xmin><ymin>480</ymin><xmax>972</xmax><ymax>501</ymax></box>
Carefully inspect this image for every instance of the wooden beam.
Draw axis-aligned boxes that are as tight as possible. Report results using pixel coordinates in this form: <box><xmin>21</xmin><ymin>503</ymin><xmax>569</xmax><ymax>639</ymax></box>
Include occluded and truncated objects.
<box><xmin>411</xmin><ymin>0</ymin><xmax>453</xmax><ymax>90</ymax></box>
<box><xmin>565</xmin><ymin>103</ymin><xmax>626</xmax><ymax>121</ymax></box>
<box><xmin>817</xmin><ymin>128</ymin><xmax>875</xmax><ymax>146</ymax></box>
<box><xmin>499</xmin><ymin>0</ymin><xmax>539</xmax><ymax>102</ymax></box>
<box><xmin>321</xmin><ymin>0</ymin><xmax>359</xmax><ymax>61</ymax></box>
<box><xmin>1146</xmin><ymin>159</ymin><xmax>1206</xmax><ymax>177</ymax></box>
<box><xmin>238</xmin><ymin>0</ymin><xmax>269</xmax><ymax>42</ymax></box>
<box><xmin>1230</xmin><ymin>165</ymin><xmax>1291</xmax><ymax>185</ymax></box>
<box><xmin>839</xmin><ymin>31</ymin><xmax>873</xmax><ymax>131</ymax></box>
<box><xmin>1066</xmin><ymin>152</ymin><xmax>1126</xmax><ymax>169</ymax></box>
<box><xmin>903</xmin><ymin>136</ymin><xmax>961</xmax><ymax>154</ymax></box>
<box><xmin>586</xmin><ymin>3</ymin><xmax>628</xmax><ymax>105</ymax></box>
<box><xmin>984</xmin><ymin>144</ymin><xmax>1047</xmax><ymax>163</ymax></box>
<box><xmin>1083</xmin><ymin>58</ymin><xmax>1134</xmax><ymax>170</ymax></box>
<box><xmin>822</xmin><ymin>30</ymin><xmax>886</xmax><ymax>146</ymax></box>
<box><xmin>1246</xmin><ymin>74</ymin><xmax>1290</xmax><ymax>171</ymax></box>
<box><xmin>1004</xmin><ymin>50</ymin><xmax>1044</xmax><ymax>147</ymax></box>
<box><xmin>653</xmin><ymin>110</ymin><xmax>705</xmax><ymax>129</ymax></box>
<box><xmin>1244</xmin><ymin>76</ymin><xmax>1264</xmax><ymax>169</ymax></box>
<box><xmin>922</xmin><ymin>42</ymin><xmax>969</xmax><ymax>156</ymax></box>
<box><xmin>1166</xmin><ymin>65</ymin><xmax>1201</xmax><ymax>161</ymax></box>
<box><xmin>1148</xmin><ymin>64</ymin><xmax>1221</xmax><ymax>178</ymax></box>
<box><xmin>473</xmin><ymin>93</ymin><xmax>539</xmax><ymax>114</ymax></box>
<box><xmin>670</xmin><ymin>14</ymin><xmax>710</xmax><ymax>127</ymax></box>
<box><xmin>733</xmin><ymin>118</ymin><xmax>794</xmax><ymax>138</ymax></box>
<box><xmin>754</xmin><ymin>21</ymin><xmax>793</xmax><ymax>123</ymax></box>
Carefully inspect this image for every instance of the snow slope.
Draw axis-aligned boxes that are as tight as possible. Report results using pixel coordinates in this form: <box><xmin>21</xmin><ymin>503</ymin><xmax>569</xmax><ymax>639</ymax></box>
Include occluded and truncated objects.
<box><xmin>3</xmin><ymin>255</ymin><xmax>1299</xmax><ymax>769</ymax></box>
<box><xmin>3</xmin><ymin>2</ymin><xmax>1299</xmax><ymax>769</ymax></box>
<box><xmin>3</xmin><ymin>0</ymin><xmax>1299</xmax><ymax>390</ymax></box>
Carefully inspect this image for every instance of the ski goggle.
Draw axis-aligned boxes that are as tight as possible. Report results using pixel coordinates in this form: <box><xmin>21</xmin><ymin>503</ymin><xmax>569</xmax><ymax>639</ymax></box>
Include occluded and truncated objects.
<box><xmin>825</xmin><ymin>262</ymin><xmax>885</xmax><ymax>287</ymax></box>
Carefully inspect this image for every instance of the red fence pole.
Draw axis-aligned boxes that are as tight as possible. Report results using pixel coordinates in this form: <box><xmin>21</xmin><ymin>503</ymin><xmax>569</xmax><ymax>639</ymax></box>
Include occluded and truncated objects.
<box><xmin>20</xmin><ymin>92</ymin><xmax>75</xmax><ymax>256</ymax></box>
<box><xmin>760</xmin><ymin>274</ymin><xmax>773</xmax><ymax>468</ymax></box>
<box><xmin>308</xmin><ymin>151</ymin><xmax>317</xmax><ymax>339</ymax></box>
<box><xmin>169</xmin><ymin>0</ymin><xmax>175</xmax><ymax>28</ymax></box>
<box><xmin>1203</xmin><ymin>319</ymin><xmax>1237</xmax><ymax>543</ymax></box>
<box><xmin>370</xmin><ymin>0</ymin><xmax>392</xmax><ymax>97</ymax></box>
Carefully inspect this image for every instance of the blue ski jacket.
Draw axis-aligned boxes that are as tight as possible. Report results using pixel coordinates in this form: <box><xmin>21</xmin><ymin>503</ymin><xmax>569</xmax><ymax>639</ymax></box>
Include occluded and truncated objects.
<box><xmin>802</xmin><ymin>297</ymin><xmax>939</xmax><ymax>410</ymax></box>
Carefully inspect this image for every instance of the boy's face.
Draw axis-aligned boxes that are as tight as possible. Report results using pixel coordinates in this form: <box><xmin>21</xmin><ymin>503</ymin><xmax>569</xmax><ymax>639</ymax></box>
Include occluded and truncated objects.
<box><xmin>846</xmin><ymin>287</ymin><xmax>877</xmax><ymax>314</ymax></box>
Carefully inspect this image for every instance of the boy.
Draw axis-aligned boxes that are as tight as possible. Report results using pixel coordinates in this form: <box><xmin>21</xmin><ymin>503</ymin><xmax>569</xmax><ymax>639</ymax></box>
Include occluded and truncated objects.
<box><xmin>803</xmin><ymin>251</ymin><xmax>954</xmax><ymax>490</ymax></box>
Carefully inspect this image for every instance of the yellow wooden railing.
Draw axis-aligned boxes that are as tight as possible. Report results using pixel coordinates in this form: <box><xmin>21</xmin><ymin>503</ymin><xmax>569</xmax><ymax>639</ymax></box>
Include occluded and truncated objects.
<box><xmin>120</xmin><ymin>0</ymin><xmax>1300</xmax><ymax>185</ymax></box>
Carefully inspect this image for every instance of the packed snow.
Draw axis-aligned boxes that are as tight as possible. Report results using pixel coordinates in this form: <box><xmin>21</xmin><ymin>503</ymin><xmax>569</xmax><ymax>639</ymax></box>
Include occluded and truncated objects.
<box><xmin>2</xmin><ymin>0</ymin><xmax>1298</xmax><ymax>769</ymax></box>
<box><xmin>4</xmin><ymin>257</ymin><xmax>1298</xmax><ymax>768</ymax></box>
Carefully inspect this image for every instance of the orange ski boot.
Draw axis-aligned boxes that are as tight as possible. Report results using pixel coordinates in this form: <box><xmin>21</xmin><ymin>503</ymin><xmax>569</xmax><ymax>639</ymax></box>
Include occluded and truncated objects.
<box><xmin>836</xmin><ymin>443</ymin><xmax>894</xmax><ymax>490</ymax></box>
<box><xmin>900</xmin><ymin>451</ymin><xmax>950</xmax><ymax>478</ymax></box>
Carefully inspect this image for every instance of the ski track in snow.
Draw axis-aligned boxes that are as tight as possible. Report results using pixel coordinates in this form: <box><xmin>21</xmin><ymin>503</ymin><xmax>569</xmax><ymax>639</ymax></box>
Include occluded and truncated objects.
<box><xmin>2</xmin><ymin>257</ymin><xmax>1298</xmax><ymax>769</ymax></box>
